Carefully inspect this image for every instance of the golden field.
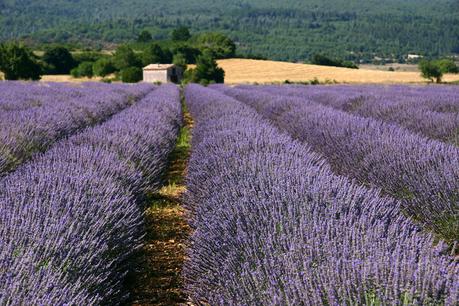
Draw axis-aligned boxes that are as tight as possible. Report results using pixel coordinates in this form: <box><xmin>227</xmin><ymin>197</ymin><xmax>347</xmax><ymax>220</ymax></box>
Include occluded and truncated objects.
<box><xmin>0</xmin><ymin>72</ymin><xmax>107</xmax><ymax>83</ymax></box>
<box><xmin>2</xmin><ymin>58</ymin><xmax>459</xmax><ymax>84</ymax></box>
<box><xmin>213</xmin><ymin>59</ymin><xmax>459</xmax><ymax>84</ymax></box>
<box><xmin>40</xmin><ymin>75</ymin><xmax>103</xmax><ymax>82</ymax></box>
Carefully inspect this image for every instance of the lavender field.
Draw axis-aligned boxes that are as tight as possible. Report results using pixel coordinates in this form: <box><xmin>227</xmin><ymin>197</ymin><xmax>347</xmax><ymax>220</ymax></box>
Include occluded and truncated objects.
<box><xmin>1</xmin><ymin>82</ymin><xmax>458</xmax><ymax>305</ymax></box>
<box><xmin>186</xmin><ymin>84</ymin><xmax>459</xmax><ymax>305</ymax></box>
<box><xmin>0</xmin><ymin>82</ymin><xmax>154</xmax><ymax>176</ymax></box>
<box><xmin>0</xmin><ymin>83</ymin><xmax>181</xmax><ymax>304</ymax></box>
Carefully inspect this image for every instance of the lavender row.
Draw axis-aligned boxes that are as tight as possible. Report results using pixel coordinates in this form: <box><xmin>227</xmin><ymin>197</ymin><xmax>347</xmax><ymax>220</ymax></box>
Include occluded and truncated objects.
<box><xmin>246</xmin><ymin>84</ymin><xmax>459</xmax><ymax>114</ymax></box>
<box><xmin>0</xmin><ymin>82</ymin><xmax>154</xmax><ymax>176</ymax></box>
<box><xmin>183</xmin><ymin>84</ymin><xmax>458</xmax><ymax>305</ymax></box>
<box><xmin>0</xmin><ymin>82</ymin><xmax>152</xmax><ymax>111</ymax></box>
<box><xmin>0</xmin><ymin>82</ymin><xmax>89</xmax><ymax>111</ymax></box>
<box><xmin>241</xmin><ymin>84</ymin><xmax>459</xmax><ymax>144</ymax></box>
<box><xmin>215</xmin><ymin>86</ymin><xmax>459</xmax><ymax>243</ymax></box>
<box><xmin>0</xmin><ymin>85</ymin><xmax>182</xmax><ymax>304</ymax></box>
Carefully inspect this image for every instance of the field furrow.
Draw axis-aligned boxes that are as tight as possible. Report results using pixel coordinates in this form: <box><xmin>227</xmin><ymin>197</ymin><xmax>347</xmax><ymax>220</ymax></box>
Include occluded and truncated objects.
<box><xmin>128</xmin><ymin>92</ymin><xmax>192</xmax><ymax>305</ymax></box>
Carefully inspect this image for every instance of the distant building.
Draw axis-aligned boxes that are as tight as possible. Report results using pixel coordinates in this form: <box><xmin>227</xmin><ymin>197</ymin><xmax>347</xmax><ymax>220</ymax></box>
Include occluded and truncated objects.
<box><xmin>407</xmin><ymin>54</ymin><xmax>423</xmax><ymax>60</ymax></box>
<box><xmin>143</xmin><ymin>64</ymin><xmax>183</xmax><ymax>83</ymax></box>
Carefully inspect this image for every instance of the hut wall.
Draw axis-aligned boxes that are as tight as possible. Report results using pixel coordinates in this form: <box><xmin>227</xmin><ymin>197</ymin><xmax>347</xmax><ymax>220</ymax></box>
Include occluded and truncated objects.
<box><xmin>143</xmin><ymin>70</ymin><xmax>169</xmax><ymax>83</ymax></box>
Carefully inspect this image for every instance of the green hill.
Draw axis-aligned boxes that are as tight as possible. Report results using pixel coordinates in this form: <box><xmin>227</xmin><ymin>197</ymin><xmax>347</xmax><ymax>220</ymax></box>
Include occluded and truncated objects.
<box><xmin>1</xmin><ymin>0</ymin><xmax>458</xmax><ymax>61</ymax></box>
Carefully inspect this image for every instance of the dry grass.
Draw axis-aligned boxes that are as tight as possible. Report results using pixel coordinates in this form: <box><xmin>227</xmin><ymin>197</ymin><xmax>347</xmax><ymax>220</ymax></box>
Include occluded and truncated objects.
<box><xmin>211</xmin><ymin>59</ymin><xmax>459</xmax><ymax>84</ymax></box>
<box><xmin>40</xmin><ymin>75</ymin><xmax>103</xmax><ymax>83</ymax></box>
<box><xmin>359</xmin><ymin>63</ymin><xmax>420</xmax><ymax>73</ymax></box>
<box><xmin>0</xmin><ymin>72</ymin><xmax>102</xmax><ymax>83</ymax></box>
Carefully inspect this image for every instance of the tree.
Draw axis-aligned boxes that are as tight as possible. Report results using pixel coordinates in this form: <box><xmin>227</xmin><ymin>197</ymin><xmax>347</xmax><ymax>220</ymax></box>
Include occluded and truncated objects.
<box><xmin>434</xmin><ymin>59</ymin><xmax>458</xmax><ymax>74</ymax></box>
<box><xmin>193</xmin><ymin>33</ymin><xmax>236</xmax><ymax>59</ymax></box>
<box><xmin>311</xmin><ymin>54</ymin><xmax>339</xmax><ymax>66</ymax></box>
<box><xmin>311</xmin><ymin>54</ymin><xmax>358</xmax><ymax>69</ymax></box>
<box><xmin>185</xmin><ymin>50</ymin><xmax>224</xmax><ymax>84</ymax></box>
<box><xmin>70</xmin><ymin>67</ymin><xmax>79</xmax><ymax>78</ymax></box>
<box><xmin>342</xmin><ymin>61</ymin><xmax>358</xmax><ymax>69</ymax></box>
<box><xmin>93</xmin><ymin>58</ymin><xmax>115</xmax><ymax>77</ymax></box>
<box><xmin>42</xmin><ymin>46</ymin><xmax>76</xmax><ymax>74</ymax></box>
<box><xmin>172</xmin><ymin>26</ymin><xmax>191</xmax><ymax>41</ymax></box>
<box><xmin>0</xmin><ymin>43</ymin><xmax>42</xmax><ymax>80</ymax></box>
<box><xmin>121</xmin><ymin>67</ymin><xmax>142</xmax><ymax>83</ymax></box>
<box><xmin>113</xmin><ymin>45</ymin><xmax>141</xmax><ymax>70</ymax></box>
<box><xmin>419</xmin><ymin>60</ymin><xmax>443</xmax><ymax>83</ymax></box>
<box><xmin>78</xmin><ymin>62</ymin><xmax>94</xmax><ymax>78</ymax></box>
<box><xmin>170</xmin><ymin>44</ymin><xmax>201</xmax><ymax>64</ymax></box>
<box><xmin>173</xmin><ymin>52</ymin><xmax>187</xmax><ymax>71</ymax></box>
<box><xmin>73</xmin><ymin>51</ymin><xmax>105</xmax><ymax>64</ymax></box>
<box><xmin>71</xmin><ymin>61</ymin><xmax>94</xmax><ymax>78</ymax></box>
<box><xmin>142</xmin><ymin>43</ymin><xmax>166</xmax><ymax>66</ymax></box>
<box><xmin>137</xmin><ymin>30</ymin><xmax>152</xmax><ymax>43</ymax></box>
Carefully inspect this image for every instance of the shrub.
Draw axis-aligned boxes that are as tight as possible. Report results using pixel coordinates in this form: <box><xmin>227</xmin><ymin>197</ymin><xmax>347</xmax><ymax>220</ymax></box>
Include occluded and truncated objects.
<box><xmin>171</xmin><ymin>26</ymin><xmax>191</xmax><ymax>41</ymax></box>
<box><xmin>70</xmin><ymin>68</ymin><xmax>79</xmax><ymax>78</ymax></box>
<box><xmin>0</xmin><ymin>42</ymin><xmax>42</xmax><ymax>80</ymax></box>
<box><xmin>172</xmin><ymin>52</ymin><xmax>188</xmax><ymax>71</ymax></box>
<box><xmin>192</xmin><ymin>32</ymin><xmax>236</xmax><ymax>59</ymax></box>
<box><xmin>170</xmin><ymin>45</ymin><xmax>201</xmax><ymax>64</ymax></box>
<box><xmin>419</xmin><ymin>60</ymin><xmax>443</xmax><ymax>83</ymax></box>
<box><xmin>73</xmin><ymin>51</ymin><xmax>106</xmax><ymax>64</ymax></box>
<box><xmin>311</xmin><ymin>54</ymin><xmax>358</xmax><ymax>69</ymax></box>
<box><xmin>137</xmin><ymin>30</ymin><xmax>152</xmax><ymax>43</ymax></box>
<box><xmin>434</xmin><ymin>59</ymin><xmax>458</xmax><ymax>74</ymax></box>
<box><xmin>93</xmin><ymin>58</ymin><xmax>116</xmax><ymax>77</ymax></box>
<box><xmin>310</xmin><ymin>77</ymin><xmax>320</xmax><ymax>85</ymax></box>
<box><xmin>121</xmin><ymin>67</ymin><xmax>143</xmax><ymax>83</ymax></box>
<box><xmin>183</xmin><ymin>50</ymin><xmax>224</xmax><ymax>84</ymax></box>
<box><xmin>113</xmin><ymin>45</ymin><xmax>142</xmax><ymax>71</ymax></box>
<box><xmin>71</xmin><ymin>61</ymin><xmax>94</xmax><ymax>78</ymax></box>
<box><xmin>142</xmin><ymin>43</ymin><xmax>171</xmax><ymax>66</ymax></box>
<box><xmin>42</xmin><ymin>46</ymin><xmax>76</xmax><ymax>74</ymax></box>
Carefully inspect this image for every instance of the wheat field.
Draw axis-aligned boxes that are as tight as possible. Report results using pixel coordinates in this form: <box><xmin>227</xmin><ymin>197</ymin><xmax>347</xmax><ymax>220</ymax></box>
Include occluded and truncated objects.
<box><xmin>2</xmin><ymin>58</ymin><xmax>459</xmax><ymax>84</ymax></box>
<box><xmin>215</xmin><ymin>59</ymin><xmax>459</xmax><ymax>84</ymax></box>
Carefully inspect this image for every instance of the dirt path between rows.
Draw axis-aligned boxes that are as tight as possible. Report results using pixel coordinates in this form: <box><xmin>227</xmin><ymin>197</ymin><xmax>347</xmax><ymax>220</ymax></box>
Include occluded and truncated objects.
<box><xmin>128</xmin><ymin>95</ymin><xmax>193</xmax><ymax>305</ymax></box>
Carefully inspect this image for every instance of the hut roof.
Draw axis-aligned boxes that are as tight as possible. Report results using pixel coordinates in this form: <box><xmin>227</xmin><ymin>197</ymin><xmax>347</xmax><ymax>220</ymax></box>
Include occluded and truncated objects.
<box><xmin>143</xmin><ymin>64</ymin><xmax>176</xmax><ymax>71</ymax></box>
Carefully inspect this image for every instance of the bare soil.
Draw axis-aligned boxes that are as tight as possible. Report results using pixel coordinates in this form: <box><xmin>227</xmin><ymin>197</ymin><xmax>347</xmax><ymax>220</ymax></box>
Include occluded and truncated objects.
<box><xmin>128</xmin><ymin>101</ymin><xmax>193</xmax><ymax>306</ymax></box>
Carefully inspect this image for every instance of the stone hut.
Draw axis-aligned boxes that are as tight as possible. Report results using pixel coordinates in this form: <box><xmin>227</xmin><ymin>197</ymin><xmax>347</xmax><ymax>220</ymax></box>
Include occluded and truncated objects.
<box><xmin>142</xmin><ymin>64</ymin><xmax>183</xmax><ymax>83</ymax></box>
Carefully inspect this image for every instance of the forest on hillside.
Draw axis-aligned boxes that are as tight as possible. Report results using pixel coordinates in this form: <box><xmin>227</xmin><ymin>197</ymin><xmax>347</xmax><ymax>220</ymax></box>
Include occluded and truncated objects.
<box><xmin>1</xmin><ymin>0</ymin><xmax>459</xmax><ymax>62</ymax></box>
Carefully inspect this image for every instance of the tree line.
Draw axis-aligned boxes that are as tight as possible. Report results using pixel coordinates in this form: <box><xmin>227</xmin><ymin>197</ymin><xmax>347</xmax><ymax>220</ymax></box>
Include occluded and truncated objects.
<box><xmin>0</xmin><ymin>28</ymin><xmax>231</xmax><ymax>84</ymax></box>
<box><xmin>1</xmin><ymin>26</ymin><xmax>457</xmax><ymax>84</ymax></box>
<box><xmin>1</xmin><ymin>0</ymin><xmax>458</xmax><ymax>62</ymax></box>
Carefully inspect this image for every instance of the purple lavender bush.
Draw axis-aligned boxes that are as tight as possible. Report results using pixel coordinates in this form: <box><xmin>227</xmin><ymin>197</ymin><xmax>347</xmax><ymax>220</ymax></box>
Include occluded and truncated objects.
<box><xmin>217</xmin><ymin>86</ymin><xmax>459</xmax><ymax>243</ymax></box>
<box><xmin>0</xmin><ymin>85</ymin><xmax>181</xmax><ymax>304</ymax></box>
<box><xmin>183</xmin><ymin>84</ymin><xmax>458</xmax><ymax>305</ymax></box>
<box><xmin>237</xmin><ymin>84</ymin><xmax>459</xmax><ymax>144</ymax></box>
<box><xmin>0</xmin><ymin>82</ymin><xmax>154</xmax><ymax>176</ymax></box>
